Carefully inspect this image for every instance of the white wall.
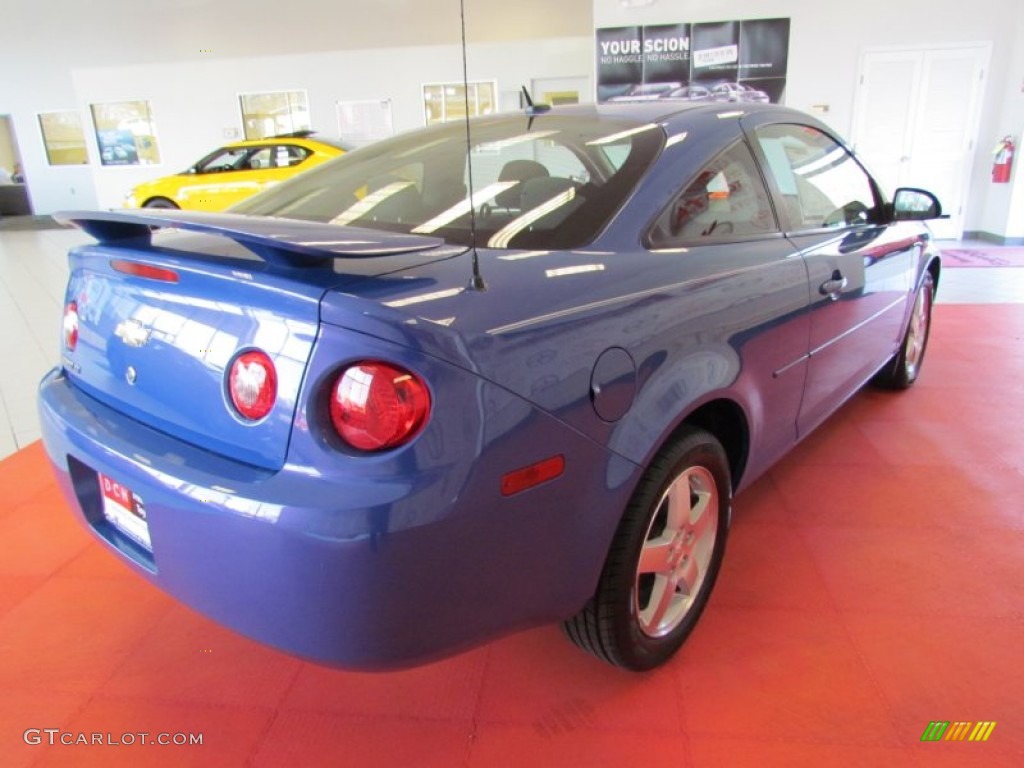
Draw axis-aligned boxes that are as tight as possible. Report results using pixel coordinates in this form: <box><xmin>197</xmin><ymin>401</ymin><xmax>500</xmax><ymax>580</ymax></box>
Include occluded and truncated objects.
<box><xmin>595</xmin><ymin>0</ymin><xmax>1023</xmax><ymax>241</ymax></box>
<box><xmin>987</xmin><ymin>7</ymin><xmax>1024</xmax><ymax>240</ymax></box>
<box><xmin>71</xmin><ymin>37</ymin><xmax>593</xmax><ymax>211</ymax></box>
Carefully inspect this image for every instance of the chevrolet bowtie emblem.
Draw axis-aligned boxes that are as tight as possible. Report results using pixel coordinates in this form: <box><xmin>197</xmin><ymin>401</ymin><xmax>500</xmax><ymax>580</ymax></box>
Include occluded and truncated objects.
<box><xmin>114</xmin><ymin>318</ymin><xmax>152</xmax><ymax>348</ymax></box>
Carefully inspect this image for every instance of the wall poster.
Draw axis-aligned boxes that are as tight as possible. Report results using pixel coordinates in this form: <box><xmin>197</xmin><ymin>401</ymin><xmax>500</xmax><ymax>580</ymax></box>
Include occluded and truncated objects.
<box><xmin>596</xmin><ymin>18</ymin><xmax>790</xmax><ymax>105</ymax></box>
<box><xmin>89</xmin><ymin>101</ymin><xmax>161</xmax><ymax>166</ymax></box>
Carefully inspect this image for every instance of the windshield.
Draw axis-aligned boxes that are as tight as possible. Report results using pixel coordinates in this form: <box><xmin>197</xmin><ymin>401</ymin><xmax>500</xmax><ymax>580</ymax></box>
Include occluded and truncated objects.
<box><xmin>233</xmin><ymin>112</ymin><xmax>664</xmax><ymax>250</ymax></box>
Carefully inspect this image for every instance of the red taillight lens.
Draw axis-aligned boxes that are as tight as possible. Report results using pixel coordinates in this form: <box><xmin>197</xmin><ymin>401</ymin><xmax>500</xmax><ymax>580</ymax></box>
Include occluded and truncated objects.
<box><xmin>110</xmin><ymin>259</ymin><xmax>180</xmax><ymax>283</ymax></box>
<box><xmin>228</xmin><ymin>350</ymin><xmax>277</xmax><ymax>421</ymax></box>
<box><xmin>329</xmin><ymin>362</ymin><xmax>431</xmax><ymax>451</ymax></box>
<box><xmin>63</xmin><ymin>301</ymin><xmax>79</xmax><ymax>351</ymax></box>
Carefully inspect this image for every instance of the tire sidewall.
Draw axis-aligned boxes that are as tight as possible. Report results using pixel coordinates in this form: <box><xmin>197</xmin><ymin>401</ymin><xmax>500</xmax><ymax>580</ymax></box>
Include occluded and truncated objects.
<box><xmin>606</xmin><ymin>430</ymin><xmax>731</xmax><ymax>670</ymax></box>
<box><xmin>143</xmin><ymin>197</ymin><xmax>179</xmax><ymax>209</ymax></box>
<box><xmin>902</xmin><ymin>272</ymin><xmax>935</xmax><ymax>386</ymax></box>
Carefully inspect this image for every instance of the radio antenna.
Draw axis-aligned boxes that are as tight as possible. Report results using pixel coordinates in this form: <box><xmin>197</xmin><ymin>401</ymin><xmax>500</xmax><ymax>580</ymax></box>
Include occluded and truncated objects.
<box><xmin>460</xmin><ymin>0</ymin><xmax>486</xmax><ymax>291</ymax></box>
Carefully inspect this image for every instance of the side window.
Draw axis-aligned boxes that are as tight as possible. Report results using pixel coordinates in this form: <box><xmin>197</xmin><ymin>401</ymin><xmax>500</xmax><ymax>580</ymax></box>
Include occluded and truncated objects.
<box><xmin>648</xmin><ymin>140</ymin><xmax>777</xmax><ymax>248</ymax></box>
<box><xmin>756</xmin><ymin>124</ymin><xmax>879</xmax><ymax>231</ymax></box>
<box><xmin>197</xmin><ymin>147</ymin><xmax>249</xmax><ymax>173</ymax></box>
<box><xmin>276</xmin><ymin>145</ymin><xmax>310</xmax><ymax>167</ymax></box>
<box><xmin>247</xmin><ymin>147</ymin><xmax>274</xmax><ymax>170</ymax></box>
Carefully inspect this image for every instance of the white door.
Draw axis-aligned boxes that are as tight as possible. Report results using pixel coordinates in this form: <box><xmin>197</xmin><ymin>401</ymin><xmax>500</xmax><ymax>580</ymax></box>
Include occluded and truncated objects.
<box><xmin>851</xmin><ymin>44</ymin><xmax>990</xmax><ymax>240</ymax></box>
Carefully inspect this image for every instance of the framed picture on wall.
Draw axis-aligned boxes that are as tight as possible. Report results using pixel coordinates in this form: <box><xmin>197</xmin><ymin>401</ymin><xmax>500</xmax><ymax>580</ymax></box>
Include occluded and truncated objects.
<box><xmin>37</xmin><ymin>111</ymin><xmax>89</xmax><ymax>166</ymax></box>
<box><xmin>89</xmin><ymin>101</ymin><xmax>161</xmax><ymax>166</ymax></box>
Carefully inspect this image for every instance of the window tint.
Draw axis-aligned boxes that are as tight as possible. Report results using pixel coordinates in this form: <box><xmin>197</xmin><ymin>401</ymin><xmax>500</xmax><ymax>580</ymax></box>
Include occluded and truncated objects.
<box><xmin>470</xmin><ymin>139</ymin><xmax>590</xmax><ymax>194</ymax></box>
<box><xmin>756</xmin><ymin>124</ymin><xmax>879</xmax><ymax>231</ymax></box>
<box><xmin>234</xmin><ymin>114</ymin><xmax>664</xmax><ymax>250</ymax></box>
<box><xmin>648</xmin><ymin>140</ymin><xmax>777</xmax><ymax>248</ymax></box>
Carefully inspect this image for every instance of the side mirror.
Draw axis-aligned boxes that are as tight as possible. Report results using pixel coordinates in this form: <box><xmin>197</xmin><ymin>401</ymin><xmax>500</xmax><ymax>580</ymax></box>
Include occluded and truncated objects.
<box><xmin>892</xmin><ymin>187</ymin><xmax>943</xmax><ymax>221</ymax></box>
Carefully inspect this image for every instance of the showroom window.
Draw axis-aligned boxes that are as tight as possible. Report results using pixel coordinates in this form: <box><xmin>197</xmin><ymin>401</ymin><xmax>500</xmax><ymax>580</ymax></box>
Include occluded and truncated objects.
<box><xmin>37</xmin><ymin>111</ymin><xmax>89</xmax><ymax>166</ymax></box>
<box><xmin>239</xmin><ymin>91</ymin><xmax>310</xmax><ymax>140</ymax></box>
<box><xmin>648</xmin><ymin>140</ymin><xmax>778</xmax><ymax>248</ymax></box>
<box><xmin>755</xmin><ymin>124</ymin><xmax>880</xmax><ymax>230</ymax></box>
<box><xmin>422</xmin><ymin>81</ymin><xmax>496</xmax><ymax>125</ymax></box>
<box><xmin>89</xmin><ymin>101</ymin><xmax>161</xmax><ymax>166</ymax></box>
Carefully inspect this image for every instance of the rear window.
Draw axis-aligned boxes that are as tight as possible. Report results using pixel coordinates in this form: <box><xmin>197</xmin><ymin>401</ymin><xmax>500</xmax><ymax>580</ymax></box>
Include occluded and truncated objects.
<box><xmin>233</xmin><ymin>113</ymin><xmax>664</xmax><ymax>250</ymax></box>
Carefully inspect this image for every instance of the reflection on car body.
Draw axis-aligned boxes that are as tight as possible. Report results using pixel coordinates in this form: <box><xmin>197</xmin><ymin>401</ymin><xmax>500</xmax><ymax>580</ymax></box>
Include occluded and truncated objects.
<box><xmin>41</xmin><ymin>103</ymin><xmax>942</xmax><ymax>672</ymax></box>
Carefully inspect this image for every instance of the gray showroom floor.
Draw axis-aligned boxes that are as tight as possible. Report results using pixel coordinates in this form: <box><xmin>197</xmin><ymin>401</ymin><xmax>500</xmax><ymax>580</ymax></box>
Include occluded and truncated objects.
<box><xmin>1</xmin><ymin>224</ymin><xmax>1022</xmax><ymax>461</ymax></box>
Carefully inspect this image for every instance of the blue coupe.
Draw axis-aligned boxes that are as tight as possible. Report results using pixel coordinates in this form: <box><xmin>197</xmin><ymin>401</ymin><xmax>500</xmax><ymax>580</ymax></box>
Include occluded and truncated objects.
<box><xmin>39</xmin><ymin>103</ymin><xmax>942</xmax><ymax>670</ymax></box>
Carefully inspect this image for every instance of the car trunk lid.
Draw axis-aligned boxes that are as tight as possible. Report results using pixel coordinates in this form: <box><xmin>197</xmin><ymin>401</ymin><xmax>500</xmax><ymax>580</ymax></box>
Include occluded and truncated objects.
<box><xmin>55</xmin><ymin>210</ymin><xmax>455</xmax><ymax>470</ymax></box>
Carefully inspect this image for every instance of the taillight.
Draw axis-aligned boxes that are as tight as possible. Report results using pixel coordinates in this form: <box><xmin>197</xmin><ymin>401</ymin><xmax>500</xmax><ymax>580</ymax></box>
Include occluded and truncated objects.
<box><xmin>329</xmin><ymin>361</ymin><xmax>431</xmax><ymax>451</ymax></box>
<box><xmin>110</xmin><ymin>259</ymin><xmax>180</xmax><ymax>283</ymax></box>
<box><xmin>63</xmin><ymin>301</ymin><xmax>79</xmax><ymax>351</ymax></box>
<box><xmin>228</xmin><ymin>350</ymin><xmax>277</xmax><ymax>421</ymax></box>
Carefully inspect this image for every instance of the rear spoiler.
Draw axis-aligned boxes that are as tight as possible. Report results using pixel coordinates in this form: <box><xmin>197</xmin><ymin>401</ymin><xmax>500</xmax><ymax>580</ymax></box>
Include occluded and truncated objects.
<box><xmin>53</xmin><ymin>209</ymin><xmax>445</xmax><ymax>267</ymax></box>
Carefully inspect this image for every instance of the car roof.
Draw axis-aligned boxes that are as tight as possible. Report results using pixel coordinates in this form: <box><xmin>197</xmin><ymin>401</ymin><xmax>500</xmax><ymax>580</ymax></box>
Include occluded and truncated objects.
<box><xmin>520</xmin><ymin>101</ymin><xmax>810</xmax><ymax>132</ymax></box>
<box><xmin>222</xmin><ymin>135</ymin><xmax>349</xmax><ymax>151</ymax></box>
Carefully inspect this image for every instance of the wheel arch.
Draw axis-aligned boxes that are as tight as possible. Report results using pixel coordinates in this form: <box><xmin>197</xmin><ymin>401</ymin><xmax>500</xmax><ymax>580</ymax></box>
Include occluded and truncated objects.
<box><xmin>926</xmin><ymin>254</ymin><xmax>941</xmax><ymax>291</ymax></box>
<box><xmin>142</xmin><ymin>196</ymin><xmax>180</xmax><ymax>209</ymax></box>
<box><xmin>623</xmin><ymin>394</ymin><xmax>751</xmax><ymax>495</ymax></box>
<box><xmin>671</xmin><ymin>398</ymin><xmax>750</xmax><ymax>492</ymax></box>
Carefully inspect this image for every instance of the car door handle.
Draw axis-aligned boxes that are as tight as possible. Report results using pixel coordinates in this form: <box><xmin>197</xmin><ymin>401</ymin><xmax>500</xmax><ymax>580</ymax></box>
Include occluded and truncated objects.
<box><xmin>819</xmin><ymin>270</ymin><xmax>848</xmax><ymax>300</ymax></box>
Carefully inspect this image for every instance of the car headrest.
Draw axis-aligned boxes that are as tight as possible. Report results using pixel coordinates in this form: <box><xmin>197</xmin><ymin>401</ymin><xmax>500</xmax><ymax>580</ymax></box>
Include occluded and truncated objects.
<box><xmin>520</xmin><ymin>177</ymin><xmax>577</xmax><ymax>212</ymax></box>
<box><xmin>495</xmin><ymin>159</ymin><xmax>549</xmax><ymax>209</ymax></box>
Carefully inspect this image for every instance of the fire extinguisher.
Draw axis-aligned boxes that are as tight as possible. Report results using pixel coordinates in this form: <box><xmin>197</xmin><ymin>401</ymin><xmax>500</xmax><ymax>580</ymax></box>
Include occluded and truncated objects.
<box><xmin>992</xmin><ymin>135</ymin><xmax>1015</xmax><ymax>183</ymax></box>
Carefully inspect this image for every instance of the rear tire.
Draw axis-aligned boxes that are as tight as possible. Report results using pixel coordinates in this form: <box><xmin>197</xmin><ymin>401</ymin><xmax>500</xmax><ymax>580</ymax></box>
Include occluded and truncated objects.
<box><xmin>873</xmin><ymin>272</ymin><xmax>934</xmax><ymax>390</ymax></box>
<box><xmin>143</xmin><ymin>197</ymin><xmax>179</xmax><ymax>209</ymax></box>
<box><xmin>563</xmin><ymin>427</ymin><xmax>730</xmax><ymax>670</ymax></box>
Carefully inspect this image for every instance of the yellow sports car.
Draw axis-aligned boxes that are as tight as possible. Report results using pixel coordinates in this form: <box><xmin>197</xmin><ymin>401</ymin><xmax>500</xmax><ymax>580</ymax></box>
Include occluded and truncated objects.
<box><xmin>124</xmin><ymin>131</ymin><xmax>348</xmax><ymax>211</ymax></box>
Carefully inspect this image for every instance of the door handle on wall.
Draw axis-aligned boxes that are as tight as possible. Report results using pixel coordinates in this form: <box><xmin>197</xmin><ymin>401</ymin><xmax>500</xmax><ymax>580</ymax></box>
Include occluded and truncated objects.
<box><xmin>819</xmin><ymin>270</ymin><xmax>848</xmax><ymax>300</ymax></box>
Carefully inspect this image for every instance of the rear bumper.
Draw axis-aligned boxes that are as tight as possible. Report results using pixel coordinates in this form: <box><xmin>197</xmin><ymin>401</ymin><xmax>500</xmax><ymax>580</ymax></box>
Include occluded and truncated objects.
<box><xmin>38</xmin><ymin>367</ymin><xmax>638</xmax><ymax>669</ymax></box>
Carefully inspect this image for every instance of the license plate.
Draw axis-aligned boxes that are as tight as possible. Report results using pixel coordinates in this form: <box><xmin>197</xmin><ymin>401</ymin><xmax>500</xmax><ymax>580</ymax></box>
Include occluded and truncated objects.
<box><xmin>98</xmin><ymin>473</ymin><xmax>151</xmax><ymax>551</ymax></box>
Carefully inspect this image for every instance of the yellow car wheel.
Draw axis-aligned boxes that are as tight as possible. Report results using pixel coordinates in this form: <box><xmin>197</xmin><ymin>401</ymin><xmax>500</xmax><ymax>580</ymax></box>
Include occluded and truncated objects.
<box><xmin>143</xmin><ymin>197</ymin><xmax>179</xmax><ymax>209</ymax></box>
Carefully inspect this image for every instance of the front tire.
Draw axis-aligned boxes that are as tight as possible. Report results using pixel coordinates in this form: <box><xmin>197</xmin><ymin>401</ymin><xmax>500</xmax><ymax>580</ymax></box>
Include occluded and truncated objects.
<box><xmin>873</xmin><ymin>271</ymin><xmax>935</xmax><ymax>389</ymax></box>
<box><xmin>563</xmin><ymin>427</ymin><xmax>731</xmax><ymax>670</ymax></box>
<box><xmin>143</xmin><ymin>197</ymin><xmax>179</xmax><ymax>209</ymax></box>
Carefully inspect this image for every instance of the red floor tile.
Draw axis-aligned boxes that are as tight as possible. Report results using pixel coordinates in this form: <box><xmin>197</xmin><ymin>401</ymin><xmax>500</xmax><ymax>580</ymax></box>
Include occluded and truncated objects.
<box><xmin>0</xmin><ymin>442</ymin><xmax>58</xmax><ymax>518</ymax></box>
<box><xmin>0</xmin><ymin>576</ymin><xmax>172</xmax><ymax>694</ymax></box>
<box><xmin>711</xmin><ymin>522</ymin><xmax>837</xmax><ymax>612</ymax></box>
<box><xmin>0</xmin><ymin>575</ymin><xmax>48</xmax><ymax>620</ymax></box>
<box><xmin>800</xmin><ymin>526</ymin><xmax>1024</xmax><ymax>619</ymax></box>
<box><xmin>467</xmin><ymin>725</ymin><xmax>690</xmax><ymax>768</ymax></box>
<box><xmin>97</xmin><ymin>605</ymin><xmax>303</xmax><ymax>710</ymax></box>
<box><xmin>857</xmin><ymin>417</ymin><xmax>1024</xmax><ymax>470</ymax></box>
<box><xmin>0</xmin><ymin>484</ymin><xmax>92</xmax><ymax>578</ymax></box>
<box><xmin>781</xmin><ymin>414</ymin><xmax>891</xmax><ymax>467</ymax></box>
<box><xmin>844</xmin><ymin>613</ymin><xmax>1024</xmax><ymax>763</ymax></box>
<box><xmin>252</xmin><ymin>713</ymin><xmax>473</xmax><ymax>768</ymax></box>
<box><xmin>672</xmin><ymin>606</ymin><xmax>901</xmax><ymax>747</ymax></box>
<box><xmin>279</xmin><ymin>646</ymin><xmax>488</xmax><ymax>722</ymax></box>
<box><xmin>0</xmin><ymin>686</ymin><xmax>88</xmax><ymax>768</ymax></box>
<box><xmin>688</xmin><ymin>737</ymin><xmax>917</xmax><ymax>768</ymax></box>
<box><xmin>474</xmin><ymin>627</ymin><xmax>684</xmax><ymax>734</ymax></box>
